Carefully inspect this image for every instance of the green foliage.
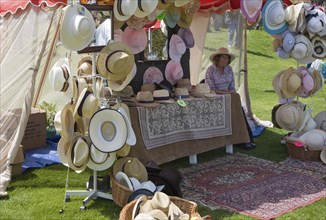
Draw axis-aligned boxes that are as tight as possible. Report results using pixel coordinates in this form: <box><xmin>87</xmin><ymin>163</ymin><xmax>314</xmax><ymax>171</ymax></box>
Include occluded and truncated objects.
<box><xmin>37</xmin><ymin>101</ymin><xmax>57</xmax><ymax>129</ymax></box>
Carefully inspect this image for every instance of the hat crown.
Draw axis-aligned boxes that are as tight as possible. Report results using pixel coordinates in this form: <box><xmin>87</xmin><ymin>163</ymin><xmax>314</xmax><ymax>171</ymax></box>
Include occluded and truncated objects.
<box><xmin>283</xmin><ymin>32</ymin><xmax>295</xmax><ymax>52</ymax></box>
<box><xmin>74</xmin><ymin>15</ymin><xmax>92</xmax><ymax>38</ymax></box>
<box><xmin>286</xmin><ymin>74</ymin><xmax>301</xmax><ymax>92</ymax></box>
<box><xmin>73</xmin><ymin>138</ymin><xmax>89</xmax><ymax>166</ymax></box>
<box><xmin>195</xmin><ymin>83</ymin><xmax>210</xmax><ymax>94</ymax></box>
<box><xmin>268</xmin><ymin>3</ymin><xmax>285</xmax><ymax>26</ymax></box>
<box><xmin>90</xmin><ymin>145</ymin><xmax>107</xmax><ymax>163</ymax></box>
<box><xmin>137</xmin><ymin>91</ymin><xmax>154</xmax><ymax>102</ymax></box>
<box><xmin>292</xmin><ymin>43</ymin><xmax>308</xmax><ymax>59</ymax></box>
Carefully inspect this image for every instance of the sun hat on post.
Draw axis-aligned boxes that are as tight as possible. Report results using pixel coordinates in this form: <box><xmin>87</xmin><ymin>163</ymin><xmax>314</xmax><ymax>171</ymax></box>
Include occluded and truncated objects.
<box><xmin>107</xmin><ymin>64</ymin><xmax>137</xmax><ymax>92</ymax></box>
<box><xmin>262</xmin><ymin>0</ymin><xmax>288</xmax><ymax>35</ymax></box>
<box><xmin>66</xmin><ymin>133</ymin><xmax>90</xmax><ymax>173</ymax></box>
<box><xmin>114</xmin><ymin>0</ymin><xmax>138</xmax><ymax>21</ymax></box>
<box><xmin>275</xmin><ymin>102</ymin><xmax>305</xmax><ymax>131</ymax></box>
<box><xmin>74</xmin><ymin>87</ymin><xmax>99</xmax><ymax>120</ymax></box>
<box><xmin>165</xmin><ymin>60</ymin><xmax>184</xmax><ymax>86</ymax></box>
<box><xmin>134</xmin><ymin>0</ymin><xmax>158</xmax><ymax>18</ymax></box>
<box><xmin>169</xmin><ymin>34</ymin><xmax>186</xmax><ymax>62</ymax></box>
<box><xmin>240</xmin><ymin>0</ymin><xmax>263</xmax><ymax>23</ymax></box>
<box><xmin>60</xmin><ymin>5</ymin><xmax>95</xmax><ymax>51</ymax></box>
<box><xmin>122</xmin><ymin>27</ymin><xmax>148</xmax><ymax>54</ymax></box>
<box><xmin>209</xmin><ymin>47</ymin><xmax>235</xmax><ymax>63</ymax></box>
<box><xmin>290</xmin><ymin>34</ymin><xmax>315</xmax><ymax>64</ymax></box>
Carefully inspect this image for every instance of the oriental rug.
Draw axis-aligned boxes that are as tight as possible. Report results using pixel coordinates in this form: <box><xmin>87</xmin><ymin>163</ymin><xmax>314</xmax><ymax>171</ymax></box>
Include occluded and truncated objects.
<box><xmin>137</xmin><ymin>95</ymin><xmax>231</xmax><ymax>149</ymax></box>
<box><xmin>179</xmin><ymin>153</ymin><xmax>326</xmax><ymax>220</ymax></box>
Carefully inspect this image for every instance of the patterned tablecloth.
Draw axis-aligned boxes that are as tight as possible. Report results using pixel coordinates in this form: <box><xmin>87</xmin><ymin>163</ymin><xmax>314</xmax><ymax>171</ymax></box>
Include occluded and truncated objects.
<box><xmin>137</xmin><ymin>95</ymin><xmax>232</xmax><ymax>149</ymax></box>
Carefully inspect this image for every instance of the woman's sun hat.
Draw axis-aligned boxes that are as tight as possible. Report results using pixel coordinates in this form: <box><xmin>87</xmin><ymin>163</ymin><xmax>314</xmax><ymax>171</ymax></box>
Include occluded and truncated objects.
<box><xmin>209</xmin><ymin>47</ymin><xmax>235</xmax><ymax>63</ymax></box>
<box><xmin>240</xmin><ymin>0</ymin><xmax>263</xmax><ymax>23</ymax></box>
<box><xmin>74</xmin><ymin>87</ymin><xmax>99</xmax><ymax>120</ymax></box>
<box><xmin>113</xmin><ymin>157</ymin><xmax>148</xmax><ymax>182</ymax></box>
<box><xmin>60</xmin><ymin>5</ymin><xmax>95</xmax><ymax>51</ymax></box>
<box><xmin>136</xmin><ymin>91</ymin><xmax>160</xmax><ymax>108</ymax></box>
<box><xmin>143</xmin><ymin>66</ymin><xmax>164</xmax><ymax>85</ymax></box>
<box><xmin>153</xmin><ymin>89</ymin><xmax>175</xmax><ymax>104</ymax></box>
<box><xmin>88</xmin><ymin>108</ymin><xmax>128</xmax><ymax>153</ymax></box>
<box><xmin>87</xmin><ymin>144</ymin><xmax>117</xmax><ymax>171</ymax></box>
<box><xmin>116</xmin><ymin>103</ymin><xmax>137</xmax><ymax>146</ymax></box>
<box><xmin>284</xmin><ymin>2</ymin><xmax>304</xmax><ymax>32</ymax></box>
<box><xmin>134</xmin><ymin>0</ymin><xmax>158</xmax><ymax>18</ymax></box>
<box><xmin>262</xmin><ymin>0</ymin><xmax>288</xmax><ymax>35</ymax></box>
<box><xmin>66</xmin><ymin>133</ymin><xmax>90</xmax><ymax>173</ymax></box>
<box><xmin>290</xmin><ymin>34</ymin><xmax>314</xmax><ymax>64</ymax></box>
<box><xmin>122</xmin><ymin>27</ymin><xmax>148</xmax><ymax>54</ymax></box>
<box><xmin>314</xmin><ymin>111</ymin><xmax>326</xmax><ymax>132</ymax></box>
<box><xmin>165</xmin><ymin>60</ymin><xmax>184</xmax><ymax>86</ymax></box>
<box><xmin>169</xmin><ymin>34</ymin><xmax>186</xmax><ymax>62</ymax></box>
<box><xmin>97</xmin><ymin>41</ymin><xmax>134</xmax><ymax>81</ymax></box>
<box><xmin>298</xmin><ymin>129</ymin><xmax>326</xmax><ymax>151</ymax></box>
<box><xmin>77</xmin><ymin>56</ymin><xmax>92</xmax><ymax>76</ymax></box>
<box><xmin>114</xmin><ymin>0</ymin><xmax>138</xmax><ymax>21</ymax></box>
<box><xmin>311</xmin><ymin>35</ymin><xmax>326</xmax><ymax>59</ymax></box>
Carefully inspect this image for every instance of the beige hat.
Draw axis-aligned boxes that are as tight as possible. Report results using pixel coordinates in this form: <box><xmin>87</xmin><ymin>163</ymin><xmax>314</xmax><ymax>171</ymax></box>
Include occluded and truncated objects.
<box><xmin>116</xmin><ymin>144</ymin><xmax>131</xmax><ymax>157</ymax></box>
<box><xmin>177</xmin><ymin>78</ymin><xmax>192</xmax><ymax>90</ymax></box>
<box><xmin>57</xmin><ymin>136</ymin><xmax>71</xmax><ymax>167</ymax></box>
<box><xmin>284</xmin><ymin>3</ymin><xmax>304</xmax><ymax>32</ymax></box>
<box><xmin>190</xmin><ymin>83</ymin><xmax>217</xmax><ymax>98</ymax></box>
<box><xmin>314</xmin><ymin>111</ymin><xmax>326</xmax><ymax>132</ymax></box>
<box><xmin>151</xmin><ymin>192</ymin><xmax>170</xmax><ymax>211</ymax></box>
<box><xmin>87</xmin><ymin>144</ymin><xmax>117</xmax><ymax>171</ymax></box>
<box><xmin>136</xmin><ymin>91</ymin><xmax>160</xmax><ymax>108</ymax></box>
<box><xmin>298</xmin><ymin>129</ymin><xmax>326</xmax><ymax>151</ymax></box>
<box><xmin>54</xmin><ymin>102</ymin><xmax>75</xmax><ymax>139</ymax></box>
<box><xmin>97</xmin><ymin>41</ymin><xmax>134</xmax><ymax>81</ymax></box>
<box><xmin>66</xmin><ymin>133</ymin><xmax>90</xmax><ymax>173</ymax></box>
<box><xmin>209</xmin><ymin>47</ymin><xmax>235</xmax><ymax>63</ymax></box>
<box><xmin>77</xmin><ymin>56</ymin><xmax>92</xmax><ymax>76</ymax></box>
<box><xmin>290</xmin><ymin>35</ymin><xmax>314</xmax><ymax>64</ymax></box>
<box><xmin>272</xmin><ymin>67</ymin><xmax>301</xmax><ymax>99</ymax></box>
<box><xmin>74</xmin><ymin>87</ymin><xmax>99</xmax><ymax>120</ymax></box>
<box><xmin>275</xmin><ymin>102</ymin><xmax>305</xmax><ymax>131</ymax></box>
<box><xmin>134</xmin><ymin>0</ymin><xmax>158</xmax><ymax>18</ymax></box>
<box><xmin>72</xmin><ymin>76</ymin><xmax>88</xmax><ymax>101</ymax></box>
<box><xmin>174</xmin><ymin>87</ymin><xmax>193</xmax><ymax>100</ymax></box>
<box><xmin>116</xmin><ymin>103</ymin><xmax>136</xmax><ymax>146</ymax></box>
<box><xmin>309</xmin><ymin>69</ymin><xmax>323</xmax><ymax>97</ymax></box>
<box><xmin>153</xmin><ymin>89</ymin><xmax>175</xmax><ymax>104</ymax></box>
<box><xmin>141</xmin><ymin>84</ymin><xmax>157</xmax><ymax>93</ymax></box>
<box><xmin>113</xmin><ymin>0</ymin><xmax>138</xmax><ymax>21</ymax></box>
<box><xmin>107</xmin><ymin>64</ymin><xmax>137</xmax><ymax>92</ymax></box>
<box><xmin>113</xmin><ymin>157</ymin><xmax>148</xmax><ymax>182</ymax></box>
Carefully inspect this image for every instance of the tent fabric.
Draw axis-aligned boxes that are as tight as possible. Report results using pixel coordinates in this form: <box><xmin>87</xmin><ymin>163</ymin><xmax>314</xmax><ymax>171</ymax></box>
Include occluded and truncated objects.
<box><xmin>0</xmin><ymin>0</ymin><xmax>66</xmax><ymax>17</ymax></box>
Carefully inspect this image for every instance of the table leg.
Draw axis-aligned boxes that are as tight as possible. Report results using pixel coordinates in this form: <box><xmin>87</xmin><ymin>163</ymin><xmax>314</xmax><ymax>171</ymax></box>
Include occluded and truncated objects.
<box><xmin>189</xmin><ymin>154</ymin><xmax>197</xmax><ymax>164</ymax></box>
<box><xmin>226</xmin><ymin>144</ymin><xmax>233</xmax><ymax>154</ymax></box>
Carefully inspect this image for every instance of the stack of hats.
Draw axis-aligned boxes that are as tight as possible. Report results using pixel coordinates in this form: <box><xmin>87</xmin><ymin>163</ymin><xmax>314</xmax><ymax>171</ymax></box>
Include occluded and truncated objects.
<box><xmin>262</xmin><ymin>0</ymin><xmax>326</xmax><ymax>63</ymax></box>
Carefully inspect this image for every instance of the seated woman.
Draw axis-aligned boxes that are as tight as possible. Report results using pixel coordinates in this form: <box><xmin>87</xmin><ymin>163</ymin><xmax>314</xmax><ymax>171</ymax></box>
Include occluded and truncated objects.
<box><xmin>205</xmin><ymin>47</ymin><xmax>256</xmax><ymax>150</ymax></box>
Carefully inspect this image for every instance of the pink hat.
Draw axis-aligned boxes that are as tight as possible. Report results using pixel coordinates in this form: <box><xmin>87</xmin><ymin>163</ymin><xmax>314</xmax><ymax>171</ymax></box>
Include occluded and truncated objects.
<box><xmin>165</xmin><ymin>60</ymin><xmax>184</xmax><ymax>86</ymax></box>
<box><xmin>240</xmin><ymin>0</ymin><xmax>263</xmax><ymax>23</ymax></box>
<box><xmin>177</xmin><ymin>28</ymin><xmax>195</xmax><ymax>49</ymax></box>
<box><xmin>143</xmin><ymin>66</ymin><xmax>164</xmax><ymax>84</ymax></box>
<box><xmin>296</xmin><ymin>66</ymin><xmax>314</xmax><ymax>98</ymax></box>
<box><xmin>122</xmin><ymin>27</ymin><xmax>147</xmax><ymax>54</ymax></box>
<box><xmin>169</xmin><ymin>34</ymin><xmax>186</xmax><ymax>62</ymax></box>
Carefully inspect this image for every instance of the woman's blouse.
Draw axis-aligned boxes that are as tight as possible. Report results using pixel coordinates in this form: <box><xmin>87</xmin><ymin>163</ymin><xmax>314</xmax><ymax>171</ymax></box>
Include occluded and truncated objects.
<box><xmin>205</xmin><ymin>64</ymin><xmax>235</xmax><ymax>92</ymax></box>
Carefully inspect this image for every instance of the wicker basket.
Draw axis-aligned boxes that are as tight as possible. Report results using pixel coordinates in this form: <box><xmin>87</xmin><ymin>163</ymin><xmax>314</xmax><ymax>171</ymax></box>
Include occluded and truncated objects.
<box><xmin>119</xmin><ymin>196</ymin><xmax>200</xmax><ymax>220</ymax></box>
<box><xmin>285</xmin><ymin>136</ymin><xmax>321</xmax><ymax>161</ymax></box>
<box><xmin>111</xmin><ymin>176</ymin><xmax>133</xmax><ymax>207</ymax></box>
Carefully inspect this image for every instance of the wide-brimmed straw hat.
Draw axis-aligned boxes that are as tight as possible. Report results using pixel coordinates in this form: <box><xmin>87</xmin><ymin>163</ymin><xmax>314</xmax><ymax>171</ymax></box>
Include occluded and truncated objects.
<box><xmin>275</xmin><ymin>102</ymin><xmax>305</xmax><ymax>131</ymax></box>
<box><xmin>134</xmin><ymin>0</ymin><xmax>158</xmax><ymax>18</ymax></box>
<box><xmin>88</xmin><ymin>108</ymin><xmax>128</xmax><ymax>152</ymax></box>
<box><xmin>60</xmin><ymin>5</ymin><xmax>95</xmax><ymax>51</ymax></box>
<box><xmin>153</xmin><ymin>89</ymin><xmax>175</xmax><ymax>104</ymax></box>
<box><xmin>77</xmin><ymin>56</ymin><xmax>92</xmax><ymax>76</ymax></box>
<box><xmin>143</xmin><ymin>66</ymin><xmax>164</xmax><ymax>85</ymax></box>
<box><xmin>314</xmin><ymin>111</ymin><xmax>326</xmax><ymax>132</ymax></box>
<box><xmin>115</xmin><ymin>102</ymin><xmax>137</xmax><ymax>145</ymax></box>
<box><xmin>74</xmin><ymin>87</ymin><xmax>99</xmax><ymax>120</ymax></box>
<box><xmin>209</xmin><ymin>47</ymin><xmax>235</xmax><ymax>63</ymax></box>
<box><xmin>262</xmin><ymin>0</ymin><xmax>288</xmax><ymax>35</ymax></box>
<box><xmin>272</xmin><ymin>67</ymin><xmax>301</xmax><ymax>99</ymax></box>
<box><xmin>113</xmin><ymin>157</ymin><xmax>148</xmax><ymax>182</ymax></box>
<box><xmin>87</xmin><ymin>144</ymin><xmax>117</xmax><ymax>171</ymax></box>
<box><xmin>122</xmin><ymin>27</ymin><xmax>147</xmax><ymax>54</ymax></box>
<box><xmin>241</xmin><ymin>0</ymin><xmax>263</xmax><ymax>23</ymax></box>
<box><xmin>290</xmin><ymin>35</ymin><xmax>314</xmax><ymax>64</ymax></box>
<box><xmin>54</xmin><ymin>102</ymin><xmax>75</xmax><ymax>139</ymax></box>
<box><xmin>114</xmin><ymin>0</ymin><xmax>138</xmax><ymax>21</ymax></box>
<box><xmin>107</xmin><ymin>64</ymin><xmax>137</xmax><ymax>92</ymax></box>
<box><xmin>66</xmin><ymin>133</ymin><xmax>90</xmax><ymax>173</ymax></box>
<box><xmin>97</xmin><ymin>41</ymin><xmax>134</xmax><ymax>81</ymax></box>
<box><xmin>165</xmin><ymin>60</ymin><xmax>184</xmax><ymax>86</ymax></box>
<box><xmin>284</xmin><ymin>2</ymin><xmax>304</xmax><ymax>32</ymax></box>
<box><xmin>136</xmin><ymin>91</ymin><xmax>160</xmax><ymax>108</ymax></box>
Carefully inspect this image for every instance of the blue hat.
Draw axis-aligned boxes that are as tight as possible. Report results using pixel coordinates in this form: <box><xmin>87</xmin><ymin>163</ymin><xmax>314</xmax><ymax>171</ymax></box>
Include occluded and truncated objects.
<box><xmin>262</xmin><ymin>0</ymin><xmax>288</xmax><ymax>35</ymax></box>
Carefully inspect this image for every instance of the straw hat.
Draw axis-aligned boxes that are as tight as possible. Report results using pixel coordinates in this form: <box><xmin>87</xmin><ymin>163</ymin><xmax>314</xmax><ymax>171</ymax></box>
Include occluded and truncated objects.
<box><xmin>273</xmin><ymin>67</ymin><xmax>301</xmax><ymax>99</ymax></box>
<box><xmin>74</xmin><ymin>87</ymin><xmax>99</xmax><ymax>120</ymax></box>
<box><xmin>122</xmin><ymin>27</ymin><xmax>147</xmax><ymax>54</ymax></box>
<box><xmin>113</xmin><ymin>157</ymin><xmax>148</xmax><ymax>182</ymax></box>
<box><xmin>275</xmin><ymin>102</ymin><xmax>305</xmax><ymax>131</ymax></box>
<box><xmin>54</xmin><ymin>102</ymin><xmax>75</xmax><ymax>139</ymax></box>
<box><xmin>153</xmin><ymin>89</ymin><xmax>175</xmax><ymax>104</ymax></box>
<box><xmin>169</xmin><ymin>34</ymin><xmax>186</xmax><ymax>62</ymax></box>
<box><xmin>262</xmin><ymin>0</ymin><xmax>288</xmax><ymax>35</ymax></box>
<box><xmin>177</xmin><ymin>9</ymin><xmax>194</xmax><ymax>28</ymax></box>
<box><xmin>314</xmin><ymin>111</ymin><xmax>326</xmax><ymax>132</ymax></box>
<box><xmin>77</xmin><ymin>56</ymin><xmax>92</xmax><ymax>76</ymax></box>
<box><xmin>87</xmin><ymin>144</ymin><xmax>117</xmax><ymax>171</ymax></box>
<box><xmin>141</xmin><ymin>83</ymin><xmax>157</xmax><ymax>93</ymax></box>
<box><xmin>107</xmin><ymin>64</ymin><xmax>137</xmax><ymax>92</ymax></box>
<box><xmin>240</xmin><ymin>0</ymin><xmax>263</xmax><ymax>23</ymax></box>
<box><xmin>165</xmin><ymin>60</ymin><xmax>184</xmax><ymax>86</ymax></box>
<box><xmin>297</xmin><ymin>107</ymin><xmax>317</xmax><ymax>132</ymax></box>
<box><xmin>151</xmin><ymin>192</ymin><xmax>170</xmax><ymax>210</ymax></box>
<box><xmin>136</xmin><ymin>91</ymin><xmax>160</xmax><ymax>108</ymax></box>
<box><xmin>296</xmin><ymin>66</ymin><xmax>314</xmax><ymax>98</ymax></box>
<box><xmin>290</xmin><ymin>35</ymin><xmax>314</xmax><ymax>64</ymax></box>
<box><xmin>311</xmin><ymin>35</ymin><xmax>326</xmax><ymax>59</ymax></box>
<box><xmin>97</xmin><ymin>41</ymin><xmax>134</xmax><ymax>81</ymax></box>
<box><xmin>116</xmin><ymin>103</ymin><xmax>136</xmax><ymax>146</ymax></box>
<box><xmin>190</xmin><ymin>83</ymin><xmax>217</xmax><ymax>98</ymax></box>
<box><xmin>57</xmin><ymin>136</ymin><xmax>71</xmax><ymax>167</ymax></box>
<box><xmin>271</xmin><ymin>103</ymin><xmax>284</xmax><ymax>129</ymax></box>
<box><xmin>134</xmin><ymin>0</ymin><xmax>158</xmax><ymax>18</ymax></box>
<box><xmin>88</xmin><ymin>108</ymin><xmax>128</xmax><ymax>152</ymax></box>
<box><xmin>157</xmin><ymin>0</ymin><xmax>173</xmax><ymax>10</ymax></box>
<box><xmin>113</xmin><ymin>0</ymin><xmax>138</xmax><ymax>21</ymax></box>
<box><xmin>209</xmin><ymin>47</ymin><xmax>235</xmax><ymax>63</ymax></box>
<box><xmin>177</xmin><ymin>78</ymin><xmax>192</xmax><ymax>90</ymax></box>
<box><xmin>116</xmin><ymin>143</ymin><xmax>131</xmax><ymax>157</ymax></box>
<box><xmin>298</xmin><ymin>129</ymin><xmax>326</xmax><ymax>151</ymax></box>
<box><xmin>60</xmin><ymin>5</ymin><xmax>95</xmax><ymax>51</ymax></box>
<box><xmin>66</xmin><ymin>133</ymin><xmax>90</xmax><ymax>173</ymax></box>
<box><xmin>284</xmin><ymin>2</ymin><xmax>304</xmax><ymax>32</ymax></box>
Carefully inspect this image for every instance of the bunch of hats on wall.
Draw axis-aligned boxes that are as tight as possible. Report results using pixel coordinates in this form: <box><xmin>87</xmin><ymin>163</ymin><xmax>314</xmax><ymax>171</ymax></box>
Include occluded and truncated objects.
<box><xmin>262</xmin><ymin>0</ymin><xmax>325</xmax><ymax>63</ymax></box>
<box><xmin>271</xmin><ymin>66</ymin><xmax>325</xmax><ymax>163</ymax></box>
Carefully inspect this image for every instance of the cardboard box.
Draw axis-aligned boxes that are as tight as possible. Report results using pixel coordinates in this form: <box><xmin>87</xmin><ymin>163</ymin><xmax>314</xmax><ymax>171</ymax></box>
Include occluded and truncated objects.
<box><xmin>12</xmin><ymin>145</ymin><xmax>24</xmax><ymax>176</ymax></box>
<box><xmin>1</xmin><ymin>108</ymin><xmax>46</xmax><ymax>151</ymax></box>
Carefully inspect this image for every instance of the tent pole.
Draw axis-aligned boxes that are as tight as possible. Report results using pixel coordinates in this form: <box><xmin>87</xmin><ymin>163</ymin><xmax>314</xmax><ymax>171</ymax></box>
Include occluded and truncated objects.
<box><xmin>243</xmin><ymin>22</ymin><xmax>253</xmax><ymax>119</ymax></box>
<box><xmin>33</xmin><ymin>7</ymin><xmax>62</xmax><ymax>107</ymax></box>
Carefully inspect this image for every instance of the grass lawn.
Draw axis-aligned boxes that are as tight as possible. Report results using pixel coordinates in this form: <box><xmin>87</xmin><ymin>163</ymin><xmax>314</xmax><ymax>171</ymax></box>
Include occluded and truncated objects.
<box><xmin>0</xmin><ymin>28</ymin><xmax>325</xmax><ymax>219</ymax></box>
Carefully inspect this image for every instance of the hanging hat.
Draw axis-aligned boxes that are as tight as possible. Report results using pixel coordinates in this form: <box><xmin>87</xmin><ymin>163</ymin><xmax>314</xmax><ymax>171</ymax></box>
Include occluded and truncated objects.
<box><xmin>282</xmin><ymin>32</ymin><xmax>295</xmax><ymax>53</ymax></box>
<box><xmin>165</xmin><ymin>60</ymin><xmax>184</xmax><ymax>86</ymax></box>
<box><xmin>275</xmin><ymin>102</ymin><xmax>305</xmax><ymax>131</ymax></box>
<box><xmin>66</xmin><ymin>133</ymin><xmax>90</xmax><ymax>173</ymax></box>
<box><xmin>177</xmin><ymin>28</ymin><xmax>195</xmax><ymax>49</ymax></box>
<box><xmin>114</xmin><ymin>0</ymin><xmax>138</xmax><ymax>21</ymax></box>
<box><xmin>284</xmin><ymin>2</ymin><xmax>304</xmax><ymax>32</ymax></box>
<box><xmin>115</xmin><ymin>171</ymin><xmax>134</xmax><ymax>190</ymax></box>
<box><xmin>57</xmin><ymin>136</ymin><xmax>71</xmax><ymax>167</ymax></box>
<box><xmin>126</xmin><ymin>16</ymin><xmax>150</xmax><ymax>30</ymax></box>
<box><xmin>309</xmin><ymin>69</ymin><xmax>323</xmax><ymax>96</ymax></box>
<box><xmin>169</xmin><ymin>34</ymin><xmax>186</xmax><ymax>62</ymax></box>
<box><xmin>60</xmin><ymin>5</ymin><xmax>95</xmax><ymax>51</ymax></box>
<box><xmin>153</xmin><ymin>89</ymin><xmax>175</xmax><ymax>104</ymax></box>
<box><xmin>290</xmin><ymin>34</ymin><xmax>315</xmax><ymax>64</ymax></box>
<box><xmin>54</xmin><ymin>102</ymin><xmax>75</xmax><ymax>139</ymax></box>
<box><xmin>87</xmin><ymin>144</ymin><xmax>117</xmax><ymax>171</ymax></box>
<box><xmin>273</xmin><ymin>67</ymin><xmax>301</xmax><ymax>99</ymax></box>
<box><xmin>134</xmin><ymin>0</ymin><xmax>158</xmax><ymax>18</ymax></box>
<box><xmin>74</xmin><ymin>87</ymin><xmax>99</xmax><ymax>120</ymax></box>
<box><xmin>321</xmin><ymin>149</ymin><xmax>326</xmax><ymax>164</ymax></box>
<box><xmin>177</xmin><ymin>9</ymin><xmax>194</xmax><ymax>28</ymax></box>
<box><xmin>271</xmin><ymin>103</ymin><xmax>284</xmax><ymax>129</ymax></box>
<box><xmin>164</xmin><ymin>5</ymin><xmax>181</xmax><ymax>28</ymax></box>
<box><xmin>143</xmin><ymin>66</ymin><xmax>164</xmax><ymax>84</ymax></box>
<box><xmin>111</xmin><ymin>85</ymin><xmax>135</xmax><ymax>99</ymax></box>
<box><xmin>190</xmin><ymin>83</ymin><xmax>217</xmax><ymax>98</ymax></box>
<box><xmin>306</xmin><ymin>7</ymin><xmax>326</xmax><ymax>37</ymax></box>
<box><xmin>89</xmin><ymin>108</ymin><xmax>127</xmax><ymax>152</ymax></box>
<box><xmin>296</xmin><ymin>66</ymin><xmax>314</xmax><ymax>98</ymax></box>
<box><xmin>116</xmin><ymin>103</ymin><xmax>137</xmax><ymax>146</ymax></box>
<box><xmin>157</xmin><ymin>0</ymin><xmax>173</xmax><ymax>10</ymax></box>
<box><xmin>77</xmin><ymin>56</ymin><xmax>92</xmax><ymax>76</ymax></box>
<box><xmin>122</xmin><ymin>27</ymin><xmax>148</xmax><ymax>54</ymax></box>
<box><xmin>97</xmin><ymin>41</ymin><xmax>134</xmax><ymax>80</ymax></box>
<box><xmin>314</xmin><ymin>111</ymin><xmax>326</xmax><ymax>132</ymax></box>
<box><xmin>113</xmin><ymin>157</ymin><xmax>148</xmax><ymax>182</ymax></box>
<box><xmin>48</xmin><ymin>58</ymin><xmax>74</xmax><ymax>98</ymax></box>
<box><xmin>72</xmin><ymin>76</ymin><xmax>88</xmax><ymax>101</ymax></box>
<box><xmin>262</xmin><ymin>0</ymin><xmax>288</xmax><ymax>35</ymax></box>
<box><xmin>311</xmin><ymin>35</ymin><xmax>326</xmax><ymax>59</ymax></box>
<box><xmin>107</xmin><ymin>64</ymin><xmax>137</xmax><ymax>92</ymax></box>
<box><xmin>298</xmin><ymin>129</ymin><xmax>326</xmax><ymax>151</ymax></box>
<box><xmin>174</xmin><ymin>0</ymin><xmax>191</xmax><ymax>7</ymax></box>
<box><xmin>136</xmin><ymin>91</ymin><xmax>160</xmax><ymax>108</ymax></box>
<box><xmin>240</xmin><ymin>0</ymin><xmax>263</xmax><ymax>23</ymax></box>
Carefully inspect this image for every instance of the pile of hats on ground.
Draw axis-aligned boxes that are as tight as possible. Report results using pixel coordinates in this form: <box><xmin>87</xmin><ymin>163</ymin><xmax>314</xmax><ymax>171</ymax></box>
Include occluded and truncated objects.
<box><xmin>262</xmin><ymin>0</ymin><xmax>325</xmax><ymax>63</ymax></box>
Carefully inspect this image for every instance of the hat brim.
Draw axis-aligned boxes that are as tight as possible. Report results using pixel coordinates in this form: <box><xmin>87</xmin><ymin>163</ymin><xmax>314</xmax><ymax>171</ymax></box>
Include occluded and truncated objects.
<box><xmin>87</xmin><ymin>144</ymin><xmax>117</xmax><ymax>171</ymax></box>
<box><xmin>209</xmin><ymin>52</ymin><xmax>235</xmax><ymax>63</ymax></box>
<box><xmin>113</xmin><ymin>0</ymin><xmax>138</xmax><ymax>21</ymax></box>
<box><xmin>241</xmin><ymin>0</ymin><xmax>262</xmax><ymax>23</ymax></box>
<box><xmin>116</xmin><ymin>103</ymin><xmax>137</xmax><ymax>146</ymax></box>
<box><xmin>262</xmin><ymin>0</ymin><xmax>288</xmax><ymax>35</ymax></box>
<box><xmin>115</xmin><ymin>171</ymin><xmax>134</xmax><ymax>190</ymax></box>
<box><xmin>107</xmin><ymin>64</ymin><xmax>137</xmax><ymax>92</ymax></box>
<box><xmin>60</xmin><ymin>102</ymin><xmax>76</xmax><ymax>138</ymax></box>
<box><xmin>89</xmin><ymin>108</ymin><xmax>128</xmax><ymax>152</ymax></box>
